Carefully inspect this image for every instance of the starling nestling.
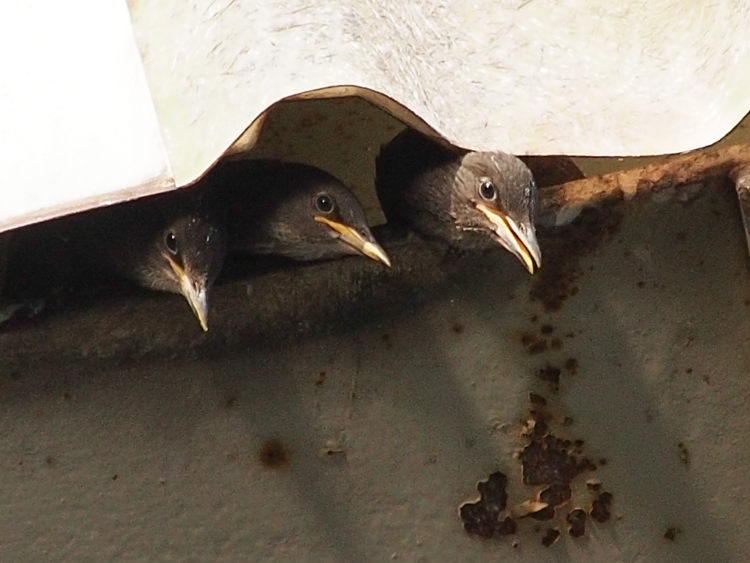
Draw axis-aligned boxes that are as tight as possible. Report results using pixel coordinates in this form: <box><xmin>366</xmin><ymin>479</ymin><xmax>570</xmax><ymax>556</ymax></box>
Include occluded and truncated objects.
<box><xmin>7</xmin><ymin>187</ymin><xmax>227</xmax><ymax>331</ymax></box>
<box><xmin>376</xmin><ymin>128</ymin><xmax>542</xmax><ymax>273</ymax></box>
<box><xmin>207</xmin><ymin>159</ymin><xmax>391</xmax><ymax>267</ymax></box>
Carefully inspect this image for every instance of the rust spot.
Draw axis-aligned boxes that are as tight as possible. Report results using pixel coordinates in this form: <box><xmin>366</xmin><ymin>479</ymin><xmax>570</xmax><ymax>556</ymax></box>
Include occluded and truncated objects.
<box><xmin>540</xmin><ymin>324</ymin><xmax>554</xmax><ymax>335</ymax></box>
<box><xmin>536</xmin><ymin>365</ymin><xmax>561</xmax><ymax>390</ymax></box>
<box><xmin>637</xmin><ymin>281</ymin><xmax>645</xmax><ymax>288</ymax></box>
<box><xmin>530</xmin><ymin>315</ymin><xmax>538</xmax><ymax>323</ymax></box>
<box><xmin>686</xmin><ymin>368</ymin><xmax>693</xmax><ymax>374</ymax></box>
<box><xmin>567</xmin><ymin>509</ymin><xmax>586</xmax><ymax>538</ymax></box>
<box><xmin>550</xmin><ymin>338</ymin><xmax>562</xmax><ymax>350</ymax></box>
<box><xmin>259</xmin><ymin>439</ymin><xmax>290</xmax><ymax>470</ymax></box>
<box><xmin>530</xmin><ymin>206</ymin><xmax>623</xmax><ymax>312</ymax></box>
<box><xmin>521</xmin><ymin>332</ymin><xmax>536</xmax><ymax>347</ymax></box>
<box><xmin>529</xmin><ymin>392</ymin><xmax>547</xmax><ymax>407</ymax></box>
<box><xmin>664</xmin><ymin>526</ymin><xmax>680</xmax><ymax>541</ymax></box>
<box><xmin>541</xmin><ymin>527</ymin><xmax>561</xmax><ymax>547</ymax></box>
<box><xmin>451</xmin><ymin>322</ymin><xmax>464</xmax><ymax>334</ymax></box>
<box><xmin>315</xmin><ymin>371</ymin><xmax>327</xmax><ymax>386</ymax></box>
<box><xmin>225</xmin><ymin>396</ymin><xmax>237</xmax><ymax>408</ymax></box>
<box><xmin>528</xmin><ymin>340</ymin><xmax>548</xmax><ymax>355</ymax></box>
<box><xmin>459</xmin><ymin>471</ymin><xmax>517</xmax><ymax>538</ymax></box>
<box><xmin>540</xmin><ymin>483</ymin><xmax>572</xmax><ymax>508</ymax></box>
<box><xmin>521</xmin><ymin>423</ymin><xmax>593</xmax><ymax>489</ymax></box>
<box><xmin>528</xmin><ymin>505</ymin><xmax>556</xmax><ymax>521</ymax></box>
<box><xmin>590</xmin><ymin>491</ymin><xmax>613</xmax><ymax>523</ymax></box>
<box><xmin>111</xmin><ymin>474</ymin><xmax>118</xmax><ymax>481</ymax></box>
<box><xmin>461</xmin><ymin>392</ymin><xmax>612</xmax><ymax>544</ymax></box>
<box><xmin>382</xmin><ymin>334</ymin><xmax>393</xmax><ymax>349</ymax></box>
<box><xmin>564</xmin><ymin>358</ymin><xmax>579</xmax><ymax>375</ymax></box>
<box><xmin>677</xmin><ymin>442</ymin><xmax>690</xmax><ymax>466</ymax></box>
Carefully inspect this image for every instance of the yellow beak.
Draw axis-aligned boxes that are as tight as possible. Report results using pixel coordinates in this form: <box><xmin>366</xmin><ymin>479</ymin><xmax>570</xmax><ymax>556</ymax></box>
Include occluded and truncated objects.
<box><xmin>475</xmin><ymin>203</ymin><xmax>542</xmax><ymax>274</ymax></box>
<box><xmin>314</xmin><ymin>216</ymin><xmax>392</xmax><ymax>267</ymax></box>
<box><xmin>168</xmin><ymin>258</ymin><xmax>210</xmax><ymax>331</ymax></box>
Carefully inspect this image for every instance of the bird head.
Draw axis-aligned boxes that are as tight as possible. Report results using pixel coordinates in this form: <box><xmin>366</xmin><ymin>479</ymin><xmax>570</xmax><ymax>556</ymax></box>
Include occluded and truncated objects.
<box><xmin>152</xmin><ymin>213</ymin><xmax>227</xmax><ymax>331</ymax></box>
<box><xmin>450</xmin><ymin>151</ymin><xmax>542</xmax><ymax>274</ymax></box>
<box><xmin>270</xmin><ymin>168</ymin><xmax>391</xmax><ymax>267</ymax></box>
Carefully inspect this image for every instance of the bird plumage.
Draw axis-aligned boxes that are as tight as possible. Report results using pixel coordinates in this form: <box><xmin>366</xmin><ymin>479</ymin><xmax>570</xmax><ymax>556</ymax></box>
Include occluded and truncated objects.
<box><xmin>6</xmin><ymin>186</ymin><xmax>227</xmax><ymax>330</ymax></box>
<box><xmin>206</xmin><ymin>159</ymin><xmax>390</xmax><ymax>266</ymax></box>
<box><xmin>376</xmin><ymin>128</ymin><xmax>541</xmax><ymax>272</ymax></box>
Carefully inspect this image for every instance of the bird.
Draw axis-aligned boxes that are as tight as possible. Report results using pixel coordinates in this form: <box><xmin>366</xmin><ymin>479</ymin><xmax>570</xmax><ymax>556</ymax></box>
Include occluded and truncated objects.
<box><xmin>376</xmin><ymin>128</ymin><xmax>542</xmax><ymax>273</ymax></box>
<box><xmin>5</xmin><ymin>187</ymin><xmax>227</xmax><ymax>331</ymax></box>
<box><xmin>205</xmin><ymin>159</ymin><xmax>391</xmax><ymax>267</ymax></box>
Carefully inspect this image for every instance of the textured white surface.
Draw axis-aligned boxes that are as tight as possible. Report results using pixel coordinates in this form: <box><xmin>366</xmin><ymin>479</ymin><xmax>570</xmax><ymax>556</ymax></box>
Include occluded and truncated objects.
<box><xmin>130</xmin><ymin>0</ymin><xmax>750</xmax><ymax>186</ymax></box>
<box><xmin>0</xmin><ymin>0</ymin><xmax>170</xmax><ymax>232</ymax></box>
<box><xmin>3</xmin><ymin>0</ymin><xmax>750</xmax><ymax>232</ymax></box>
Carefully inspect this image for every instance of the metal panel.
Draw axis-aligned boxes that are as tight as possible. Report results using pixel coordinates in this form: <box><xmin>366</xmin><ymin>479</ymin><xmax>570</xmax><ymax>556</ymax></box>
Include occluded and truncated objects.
<box><xmin>129</xmin><ymin>0</ymin><xmax>750</xmax><ymax>187</ymax></box>
<box><xmin>0</xmin><ymin>0</ymin><xmax>171</xmax><ymax>233</ymax></box>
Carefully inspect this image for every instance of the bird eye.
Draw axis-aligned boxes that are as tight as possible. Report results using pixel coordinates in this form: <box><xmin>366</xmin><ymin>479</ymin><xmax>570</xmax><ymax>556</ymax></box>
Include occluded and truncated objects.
<box><xmin>165</xmin><ymin>231</ymin><xmax>178</xmax><ymax>254</ymax></box>
<box><xmin>316</xmin><ymin>194</ymin><xmax>334</xmax><ymax>213</ymax></box>
<box><xmin>478</xmin><ymin>180</ymin><xmax>497</xmax><ymax>201</ymax></box>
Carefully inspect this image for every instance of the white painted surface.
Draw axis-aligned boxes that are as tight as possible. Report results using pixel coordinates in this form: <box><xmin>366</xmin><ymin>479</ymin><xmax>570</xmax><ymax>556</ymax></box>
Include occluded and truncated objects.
<box><xmin>0</xmin><ymin>0</ymin><xmax>170</xmax><ymax>232</ymax></box>
<box><xmin>3</xmin><ymin>0</ymin><xmax>750</xmax><ymax>233</ymax></box>
<box><xmin>130</xmin><ymin>0</ymin><xmax>750</xmax><ymax>187</ymax></box>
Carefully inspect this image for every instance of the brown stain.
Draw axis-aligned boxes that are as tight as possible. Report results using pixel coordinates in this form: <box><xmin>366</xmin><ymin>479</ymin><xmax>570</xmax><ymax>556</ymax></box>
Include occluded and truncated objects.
<box><xmin>564</xmin><ymin>358</ymin><xmax>579</xmax><ymax>375</ymax></box>
<box><xmin>541</xmin><ymin>527</ymin><xmax>561</xmax><ymax>547</ymax></box>
<box><xmin>451</xmin><ymin>322</ymin><xmax>464</xmax><ymax>334</ymax></box>
<box><xmin>520</xmin><ymin>394</ymin><xmax>601</xmax><ymax>523</ymax></box>
<box><xmin>530</xmin><ymin>205</ymin><xmax>623</xmax><ymax>312</ymax></box>
<box><xmin>258</xmin><ymin>439</ymin><xmax>290</xmax><ymax>470</ymax></box>
<box><xmin>677</xmin><ymin>442</ymin><xmax>690</xmax><ymax>466</ymax></box>
<box><xmin>460</xmin><ymin>392</ymin><xmax>614</xmax><ymax>546</ymax></box>
<box><xmin>459</xmin><ymin>471</ymin><xmax>517</xmax><ymax>539</ymax></box>
<box><xmin>536</xmin><ymin>365</ymin><xmax>561</xmax><ymax>391</ymax></box>
<box><xmin>567</xmin><ymin>509</ymin><xmax>586</xmax><ymax>538</ymax></box>
<box><xmin>664</xmin><ymin>526</ymin><xmax>680</xmax><ymax>541</ymax></box>
<box><xmin>315</xmin><ymin>371</ymin><xmax>327</xmax><ymax>386</ymax></box>
<box><xmin>590</xmin><ymin>491</ymin><xmax>613</xmax><ymax>523</ymax></box>
<box><xmin>520</xmin><ymin>332</ymin><xmax>536</xmax><ymax>347</ymax></box>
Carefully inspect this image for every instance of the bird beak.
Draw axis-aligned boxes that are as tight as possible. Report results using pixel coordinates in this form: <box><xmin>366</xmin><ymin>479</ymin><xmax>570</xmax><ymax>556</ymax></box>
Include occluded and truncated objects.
<box><xmin>475</xmin><ymin>203</ymin><xmax>542</xmax><ymax>274</ymax></box>
<box><xmin>168</xmin><ymin>258</ymin><xmax>210</xmax><ymax>331</ymax></box>
<box><xmin>314</xmin><ymin>216</ymin><xmax>392</xmax><ymax>267</ymax></box>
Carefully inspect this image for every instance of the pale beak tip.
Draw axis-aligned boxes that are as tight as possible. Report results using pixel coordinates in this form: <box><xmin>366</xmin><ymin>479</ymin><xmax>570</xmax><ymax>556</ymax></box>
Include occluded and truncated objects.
<box><xmin>364</xmin><ymin>241</ymin><xmax>392</xmax><ymax>268</ymax></box>
<box><xmin>180</xmin><ymin>275</ymin><xmax>210</xmax><ymax>332</ymax></box>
